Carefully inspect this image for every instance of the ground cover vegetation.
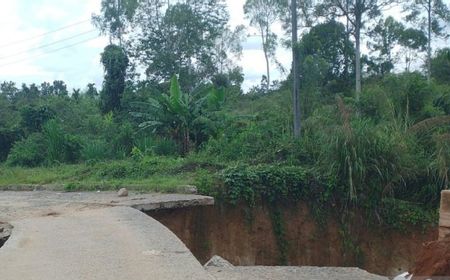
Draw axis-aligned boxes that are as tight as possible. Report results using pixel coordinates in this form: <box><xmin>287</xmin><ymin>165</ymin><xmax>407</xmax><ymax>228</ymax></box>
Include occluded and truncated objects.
<box><xmin>1</xmin><ymin>0</ymin><xmax>450</xmax><ymax>232</ymax></box>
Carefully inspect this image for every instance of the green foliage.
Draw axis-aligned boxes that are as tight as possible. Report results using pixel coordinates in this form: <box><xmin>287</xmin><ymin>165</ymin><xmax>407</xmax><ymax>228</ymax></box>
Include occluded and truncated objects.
<box><xmin>81</xmin><ymin>139</ymin><xmax>111</xmax><ymax>162</ymax></box>
<box><xmin>43</xmin><ymin>120</ymin><xmax>82</xmax><ymax>164</ymax></box>
<box><xmin>0</xmin><ymin>129</ymin><xmax>21</xmax><ymax>162</ymax></box>
<box><xmin>6</xmin><ymin>133</ymin><xmax>47</xmax><ymax>167</ymax></box>
<box><xmin>431</xmin><ymin>48</ymin><xmax>450</xmax><ymax>84</ymax></box>
<box><xmin>20</xmin><ymin>105</ymin><xmax>55</xmax><ymax>134</ymax></box>
<box><xmin>269</xmin><ymin>208</ymin><xmax>289</xmax><ymax>265</ymax></box>
<box><xmin>133</xmin><ymin>75</ymin><xmax>225</xmax><ymax>154</ymax></box>
<box><xmin>221</xmin><ymin>164</ymin><xmax>310</xmax><ymax>206</ymax></box>
<box><xmin>298</xmin><ymin>20</ymin><xmax>354</xmax><ymax>94</ymax></box>
<box><xmin>100</xmin><ymin>44</ymin><xmax>129</xmax><ymax>114</ymax></box>
<box><xmin>380</xmin><ymin>198</ymin><xmax>438</xmax><ymax>231</ymax></box>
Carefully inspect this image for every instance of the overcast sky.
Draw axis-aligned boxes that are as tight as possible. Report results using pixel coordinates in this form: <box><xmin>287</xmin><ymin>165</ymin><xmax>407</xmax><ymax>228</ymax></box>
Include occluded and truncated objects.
<box><xmin>0</xmin><ymin>1</ymin><xmax>445</xmax><ymax>92</ymax></box>
<box><xmin>0</xmin><ymin>0</ymin><xmax>292</xmax><ymax>92</ymax></box>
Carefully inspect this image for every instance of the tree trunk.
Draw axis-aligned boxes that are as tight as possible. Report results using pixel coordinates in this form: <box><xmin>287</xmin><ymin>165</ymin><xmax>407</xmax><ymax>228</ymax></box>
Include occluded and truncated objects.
<box><xmin>264</xmin><ymin>47</ymin><xmax>271</xmax><ymax>90</ymax></box>
<box><xmin>427</xmin><ymin>0</ymin><xmax>432</xmax><ymax>83</ymax></box>
<box><xmin>292</xmin><ymin>0</ymin><xmax>301</xmax><ymax>138</ymax></box>
<box><xmin>261</xmin><ymin>30</ymin><xmax>271</xmax><ymax>91</ymax></box>
<box><xmin>355</xmin><ymin>19</ymin><xmax>362</xmax><ymax>100</ymax></box>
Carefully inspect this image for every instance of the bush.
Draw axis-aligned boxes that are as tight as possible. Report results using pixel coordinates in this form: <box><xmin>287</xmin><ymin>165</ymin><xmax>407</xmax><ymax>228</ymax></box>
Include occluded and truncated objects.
<box><xmin>134</xmin><ymin>136</ymin><xmax>180</xmax><ymax>156</ymax></box>
<box><xmin>6</xmin><ymin>133</ymin><xmax>47</xmax><ymax>167</ymax></box>
<box><xmin>81</xmin><ymin>139</ymin><xmax>111</xmax><ymax>162</ymax></box>
<box><xmin>43</xmin><ymin>120</ymin><xmax>82</xmax><ymax>164</ymax></box>
<box><xmin>220</xmin><ymin>164</ymin><xmax>316</xmax><ymax>206</ymax></box>
<box><xmin>0</xmin><ymin>128</ymin><xmax>21</xmax><ymax>162</ymax></box>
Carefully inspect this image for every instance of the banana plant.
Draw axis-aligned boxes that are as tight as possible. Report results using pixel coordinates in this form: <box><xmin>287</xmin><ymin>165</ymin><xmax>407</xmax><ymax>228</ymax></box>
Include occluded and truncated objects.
<box><xmin>132</xmin><ymin>75</ymin><xmax>224</xmax><ymax>155</ymax></box>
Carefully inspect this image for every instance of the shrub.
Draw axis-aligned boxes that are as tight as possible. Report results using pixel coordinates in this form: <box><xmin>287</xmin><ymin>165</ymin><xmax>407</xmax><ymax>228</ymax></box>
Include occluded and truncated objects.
<box><xmin>6</xmin><ymin>133</ymin><xmax>47</xmax><ymax>167</ymax></box>
<box><xmin>134</xmin><ymin>136</ymin><xmax>180</xmax><ymax>156</ymax></box>
<box><xmin>0</xmin><ymin>128</ymin><xmax>21</xmax><ymax>162</ymax></box>
<box><xmin>81</xmin><ymin>139</ymin><xmax>111</xmax><ymax>162</ymax></box>
<box><xmin>220</xmin><ymin>164</ymin><xmax>314</xmax><ymax>206</ymax></box>
<box><xmin>43</xmin><ymin>120</ymin><xmax>82</xmax><ymax>164</ymax></box>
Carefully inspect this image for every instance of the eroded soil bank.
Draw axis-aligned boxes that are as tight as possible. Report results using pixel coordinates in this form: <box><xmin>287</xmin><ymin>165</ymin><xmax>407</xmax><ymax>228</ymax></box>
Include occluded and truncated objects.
<box><xmin>148</xmin><ymin>203</ymin><xmax>436</xmax><ymax>276</ymax></box>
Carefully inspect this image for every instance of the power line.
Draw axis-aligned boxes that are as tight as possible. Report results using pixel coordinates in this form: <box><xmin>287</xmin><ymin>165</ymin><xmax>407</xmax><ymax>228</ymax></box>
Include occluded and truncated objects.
<box><xmin>0</xmin><ymin>36</ymin><xmax>100</xmax><ymax>68</ymax></box>
<box><xmin>0</xmin><ymin>19</ymin><xmax>91</xmax><ymax>49</ymax></box>
<box><xmin>0</xmin><ymin>30</ymin><xmax>97</xmax><ymax>60</ymax></box>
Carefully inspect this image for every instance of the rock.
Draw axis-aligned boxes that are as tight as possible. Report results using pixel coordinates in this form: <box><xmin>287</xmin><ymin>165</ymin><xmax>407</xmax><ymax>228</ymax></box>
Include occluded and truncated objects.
<box><xmin>117</xmin><ymin>188</ymin><xmax>128</xmax><ymax>197</ymax></box>
<box><xmin>179</xmin><ymin>185</ymin><xmax>198</xmax><ymax>195</ymax></box>
<box><xmin>393</xmin><ymin>272</ymin><xmax>413</xmax><ymax>280</ymax></box>
<box><xmin>204</xmin><ymin>255</ymin><xmax>234</xmax><ymax>268</ymax></box>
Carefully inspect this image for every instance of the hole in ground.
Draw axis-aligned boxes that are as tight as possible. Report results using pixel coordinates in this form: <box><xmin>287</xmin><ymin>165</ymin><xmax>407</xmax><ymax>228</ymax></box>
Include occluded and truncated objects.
<box><xmin>146</xmin><ymin>203</ymin><xmax>435</xmax><ymax>277</ymax></box>
<box><xmin>0</xmin><ymin>222</ymin><xmax>12</xmax><ymax>248</ymax></box>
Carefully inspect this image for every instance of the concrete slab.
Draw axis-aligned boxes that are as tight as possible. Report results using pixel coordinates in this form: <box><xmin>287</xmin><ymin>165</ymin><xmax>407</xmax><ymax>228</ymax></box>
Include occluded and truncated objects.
<box><xmin>0</xmin><ymin>207</ymin><xmax>213</xmax><ymax>280</ymax></box>
<box><xmin>207</xmin><ymin>266</ymin><xmax>388</xmax><ymax>280</ymax></box>
<box><xmin>0</xmin><ymin>191</ymin><xmax>214</xmax><ymax>222</ymax></box>
<box><xmin>440</xmin><ymin>191</ymin><xmax>450</xmax><ymax>239</ymax></box>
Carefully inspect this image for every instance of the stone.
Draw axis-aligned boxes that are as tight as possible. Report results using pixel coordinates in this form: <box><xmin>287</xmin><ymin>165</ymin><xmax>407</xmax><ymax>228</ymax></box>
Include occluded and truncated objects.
<box><xmin>204</xmin><ymin>255</ymin><xmax>234</xmax><ymax>268</ymax></box>
<box><xmin>117</xmin><ymin>188</ymin><xmax>128</xmax><ymax>197</ymax></box>
<box><xmin>439</xmin><ymin>191</ymin><xmax>450</xmax><ymax>239</ymax></box>
<box><xmin>393</xmin><ymin>272</ymin><xmax>413</xmax><ymax>280</ymax></box>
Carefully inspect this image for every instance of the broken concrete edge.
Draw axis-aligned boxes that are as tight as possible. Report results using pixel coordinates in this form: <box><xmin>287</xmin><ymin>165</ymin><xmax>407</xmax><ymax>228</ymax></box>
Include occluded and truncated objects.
<box><xmin>0</xmin><ymin>222</ymin><xmax>12</xmax><ymax>248</ymax></box>
<box><xmin>440</xmin><ymin>190</ymin><xmax>450</xmax><ymax>240</ymax></box>
<box><xmin>132</xmin><ymin>197</ymin><xmax>214</xmax><ymax>212</ymax></box>
<box><xmin>204</xmin><ymin>255</ymin><xmax>234</xmax><ymax>268</ymax></box>
<box><xmin>0</xmin><ymin>184</ymin><xmax>200</xmax><ymax>195</ymax></box>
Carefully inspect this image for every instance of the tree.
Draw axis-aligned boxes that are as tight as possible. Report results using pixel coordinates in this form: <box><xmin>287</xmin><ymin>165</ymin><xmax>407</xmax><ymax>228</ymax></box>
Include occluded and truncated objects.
<box><xmin>85</xmin><ymin>83</ymin><xmax>99</xmax><ymax>99</ymax></box>
<box><xmin>316</xmin><ymin>0</ymin><xmax>398</xmax><ymax>99</ymax></box>
<box><xmin>100</xmin><ymin>44</ymin><xmax>129</xmax><ymax>114</ymax></box>
<box><xmin>214</xmin><ymin>25</ymin><xmax>246</xmax><ymax>74</ymax></box>
<box><xmin>404</xmin><ymin>0</ymin><xmax>450</xmax><ymax>82</ymax></box>
<box><xmin>132</xmin><ymin>75</ymin><xmax>224</xmax><ymax>155</ymax></box>
<box><xmin>244</xmin><ymin>0</ymin><xmax>279</xmax><ymax>91</ymax></box>
<box><xmin>367</xmin><ymin>16</ymin><xmax>405</xmax><ymax>75</ymax></box>
<box><xmin>0</xmin><ymin>82</ymin><xmax>18</xmax><ymax>100</ymax></box>
<box><xmin>292</xmin><ymin>0</ymin><xmax>301</xmax><ymax>138</ymax></box>
<box><xmin>129</xmin><ymin>0</ymin><xmax>229</xmax><ymax>91</ymax></box>
<box><xmin>93</xmin><ymin>0</ymin><xmax>139</xmax><ymax>44</ymax></box>
<box><xmin>397</xmin><ymin>27</ymin><xmax>428</xmax><ymax>72</ymax></box>
<box><xmin>299</xmin><ymin>20</ymin><xmax>355</xmax><ymax>90</ymax></box>
<box><xmin>52</xmin><ymin>80</ymin><xmax>68</xmax><ymax>96</ymax></box>
<box><xmin>431</xmin><ymin>48</ymin><xmax>450</xmax><ymax>84</ymax></box>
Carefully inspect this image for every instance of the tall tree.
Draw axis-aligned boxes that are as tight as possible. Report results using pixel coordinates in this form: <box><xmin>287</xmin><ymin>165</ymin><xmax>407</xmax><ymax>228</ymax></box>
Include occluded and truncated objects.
<box><xmin>431</xmin><ymin>48</ymin><xmax>450</xmax><ymax>84</ymax></box>
<box><xmin>100</xmin><ymin>44</ymin><xmax>129</xmax><ymax>114</ymax></box>
<box><xmin>367</xmin><ymin>16</ymin><xmax>405</xmax><ymax>75</ymax></box>
<box><xmin>244</xmin><ymin>0</ymin><xmax>279</xmax><ymax>91</ymax></box>
<box><xmin>214</xmin><ymin>25</ymin><xmax>246</xmax><ymax>74</ymax></box>
<box><xmin>299</xmin><ymin>20</ymin><xmax>355</xmax><ymax>92</ymax></box>
<box><xmin>93</xmin><ymin>0</ymin><xmax>139</xmax><ymax>44</ymax></box>
<box><xmin>316</xmin><ymin>0</ymin><xmax>398</xmax><ymax>99</ymax></box>
<box><xmin>129</xmin><ymin>0</ymin><xmax>229</xmax><ymax>90</ymax></box>
<box><xmin>397</xmin><ymin>27</ymin><xmax>428</xmax><ymax>72</ymax></box>
<box><xmin>404</xmin><ymin>0</ymin><xmax>450</xmax><ymax>82</ymax></box>
<box><xmin>292</xmin><ymin>0</ymin><xmax>301</xmax><ymax>138</ymax></box>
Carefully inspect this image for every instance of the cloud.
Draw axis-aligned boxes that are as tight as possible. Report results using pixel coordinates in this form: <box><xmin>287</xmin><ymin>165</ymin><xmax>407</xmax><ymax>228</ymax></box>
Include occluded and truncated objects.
<box><xmin>0</xmin><ymin>0</ymin><xmax>289</xmax><ymax>92</ymax></box>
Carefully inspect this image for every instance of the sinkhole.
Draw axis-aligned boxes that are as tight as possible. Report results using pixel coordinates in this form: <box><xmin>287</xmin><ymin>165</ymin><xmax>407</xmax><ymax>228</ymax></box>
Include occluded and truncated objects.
<box><xmin>0</xmin><ymin>222</ymin><xmax>12</xmax><ymax>248</ymax></box>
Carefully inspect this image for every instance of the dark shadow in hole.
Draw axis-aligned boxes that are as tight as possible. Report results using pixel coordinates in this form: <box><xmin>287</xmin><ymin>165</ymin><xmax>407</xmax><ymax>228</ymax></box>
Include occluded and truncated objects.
<box><xmin>0</xmin><ymin>222</ymin><xmax>12</xmax><ymax>248</ymax></box>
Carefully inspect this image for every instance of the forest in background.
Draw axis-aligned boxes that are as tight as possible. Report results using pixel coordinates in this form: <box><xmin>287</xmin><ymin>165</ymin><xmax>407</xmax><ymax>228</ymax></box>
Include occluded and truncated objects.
<box><xmin>1</xmin><ymin>0</ymin><xmax>450</xmax><ymax>229</ymax></box>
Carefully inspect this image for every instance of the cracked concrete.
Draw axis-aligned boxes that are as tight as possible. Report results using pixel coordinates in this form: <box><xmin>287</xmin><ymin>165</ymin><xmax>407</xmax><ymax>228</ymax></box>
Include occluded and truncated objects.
<box><xmin>0</xmin><ymin>207</ymin><xmax>214</xmax><ymax>280</ymax></box>
<box><xmin>0</xmin><ymin>190</ymin><xmax>214</xmax><ymax>222</ymax></box>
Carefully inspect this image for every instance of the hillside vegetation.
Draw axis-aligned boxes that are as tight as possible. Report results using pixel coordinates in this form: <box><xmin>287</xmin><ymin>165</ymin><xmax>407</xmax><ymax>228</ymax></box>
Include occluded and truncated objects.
<box><xmin>1</xmin><ymin>0</ymin><xmax>450</xmax><ymax>229</ymax></box>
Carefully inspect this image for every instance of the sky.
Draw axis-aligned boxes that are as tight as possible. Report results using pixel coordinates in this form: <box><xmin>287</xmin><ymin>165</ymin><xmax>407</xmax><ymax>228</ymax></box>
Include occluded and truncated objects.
<box><xmin>0</xmin><ymin>0</ymin><xmax>292</xmax><ymax>92</ymax></box>
<box><xmin>0</xmin><ymin>1</ymin><xmax>445</xmax><ymax>93</ymax></box>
